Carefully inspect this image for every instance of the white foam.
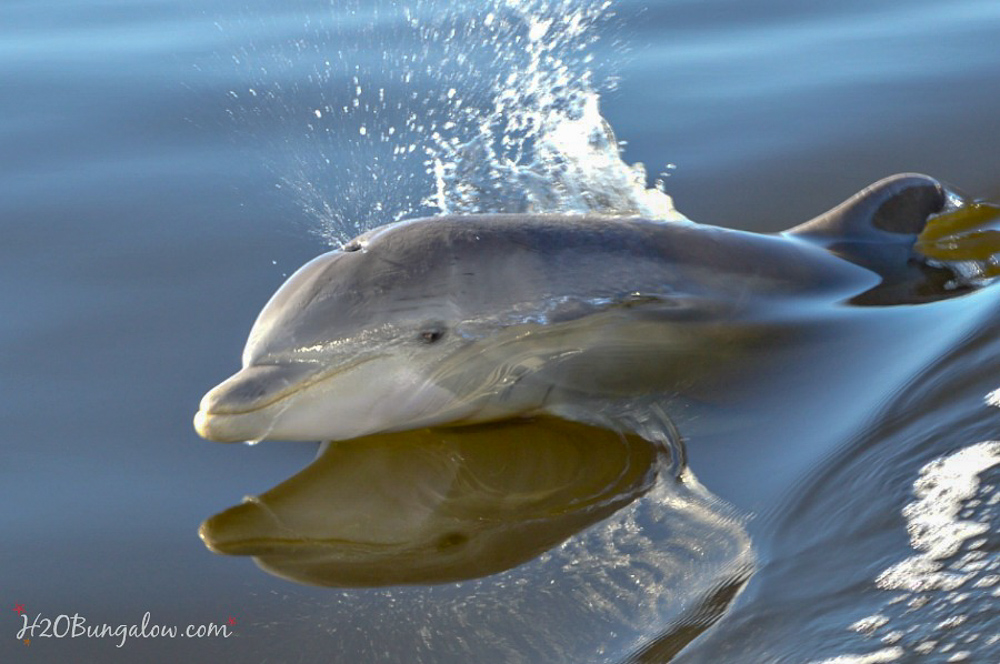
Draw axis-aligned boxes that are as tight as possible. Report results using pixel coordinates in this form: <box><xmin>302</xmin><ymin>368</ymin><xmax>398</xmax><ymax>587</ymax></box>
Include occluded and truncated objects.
<box><xmin>811</xmin><ymin>646</ymin><xmax>905</xmax><ymax>664</ymax></box>
<box><xmin>825</xmin><ymin>431</ymin><xmax>1000</xmax><ymax>662</ymax></box>
<box><xmin>985</xmin><ymin>388</ymin><xmax>1000</xmax><ymax>408</ymax></box>
<box><xmin>875</xmin><ymin>441</ymin><xmax>1000</xmax><ymax>593</ymax></box>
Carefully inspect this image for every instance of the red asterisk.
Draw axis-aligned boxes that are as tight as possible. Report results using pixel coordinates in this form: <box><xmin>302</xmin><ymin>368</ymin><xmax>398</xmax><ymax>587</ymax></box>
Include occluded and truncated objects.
<box><xmin>14</xmin><ymin>603</ymin><xmax>24</xmax><ymax>615</ymax></box>
<box><xmin>227</xmin><ymin>616</ymin><xmax>236</xmax><ymax>627</ymax></box>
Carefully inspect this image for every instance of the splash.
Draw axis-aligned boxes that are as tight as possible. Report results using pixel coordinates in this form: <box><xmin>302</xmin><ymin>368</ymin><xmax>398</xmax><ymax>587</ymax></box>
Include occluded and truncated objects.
<box><xmin>221</xmin><ymin>0</ymin><xmax>683</xmax><ymax>246</ymax></box>
<box><xmin>424</xmin><ymin>0</ymin><xmax>684</xmax><ymax>221</ymax></box>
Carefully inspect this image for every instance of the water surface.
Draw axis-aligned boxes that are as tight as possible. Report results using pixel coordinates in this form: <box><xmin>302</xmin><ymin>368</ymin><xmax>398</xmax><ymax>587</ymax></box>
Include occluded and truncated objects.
<box><xmin>3</xmin><ymin>0</ymin><xmax>1000</xmax><ymax>661</ymax></box>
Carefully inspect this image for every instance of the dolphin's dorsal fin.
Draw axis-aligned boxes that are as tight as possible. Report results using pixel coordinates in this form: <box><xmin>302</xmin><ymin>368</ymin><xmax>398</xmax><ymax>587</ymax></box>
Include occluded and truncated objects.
<box><xmin>788</xmin><ymin>173</ymin><xmax>960</xmax><ymax>304</ymax></box>
<box><xmin>786</xmin><ymin>173</ymin><xmax>946</xmax><ymax>244</ymax></box>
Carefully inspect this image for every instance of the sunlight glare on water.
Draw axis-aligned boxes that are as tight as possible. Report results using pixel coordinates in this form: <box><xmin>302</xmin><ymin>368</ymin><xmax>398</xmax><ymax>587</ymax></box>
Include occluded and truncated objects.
<box><xmin>813</xmin><ymin>436</ymin><xmax>1000</xmax><ymax>663</ymax></box>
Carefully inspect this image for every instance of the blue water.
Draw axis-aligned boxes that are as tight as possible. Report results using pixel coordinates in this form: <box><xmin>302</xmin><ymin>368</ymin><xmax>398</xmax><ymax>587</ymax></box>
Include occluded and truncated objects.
<box><xmin>3</xmin><ymin>1</ymin><xmax>1000</xmax><ymax>661</ymax></box>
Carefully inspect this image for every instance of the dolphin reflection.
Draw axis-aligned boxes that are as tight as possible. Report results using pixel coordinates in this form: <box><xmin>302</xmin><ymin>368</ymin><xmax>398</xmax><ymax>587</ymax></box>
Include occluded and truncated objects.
<box><xmin>201</xmin><ymin>418</ymin><xmax>664</xmax><ymax>586</ymax></box>
<box><xmin>200</xmin><ymin>417</ymin><xmax>755</xmax><ymax>657</ymax></box>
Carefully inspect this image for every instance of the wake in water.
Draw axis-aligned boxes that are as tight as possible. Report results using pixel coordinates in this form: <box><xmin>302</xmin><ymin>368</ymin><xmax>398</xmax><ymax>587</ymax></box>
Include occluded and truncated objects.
<box><xmin>221</xmin><ymin>0</ymin><xmax>682</xmax><ymax>245</ymax></box>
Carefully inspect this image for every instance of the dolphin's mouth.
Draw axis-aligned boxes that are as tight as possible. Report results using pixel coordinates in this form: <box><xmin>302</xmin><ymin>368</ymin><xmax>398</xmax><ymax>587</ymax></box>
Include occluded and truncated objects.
<box><xmin>194</xmin><ymin>356</ymin><xmax>380</xmax><ymax>442</ymax></box>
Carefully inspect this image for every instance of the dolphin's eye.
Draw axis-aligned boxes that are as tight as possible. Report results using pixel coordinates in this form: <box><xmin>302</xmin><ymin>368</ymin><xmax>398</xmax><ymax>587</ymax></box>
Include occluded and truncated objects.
<box><xmin>342</xmin><ymin>240</ymin><xmax>361</xmax><ymax>252</ymax></box>
<box><xmin>419</xmin><ymin>328</ymin><xmax>446</xmax><ymax>344</ymax></box>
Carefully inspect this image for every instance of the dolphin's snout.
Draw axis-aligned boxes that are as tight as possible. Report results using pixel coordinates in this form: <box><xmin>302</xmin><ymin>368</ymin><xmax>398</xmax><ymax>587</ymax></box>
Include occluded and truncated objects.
<box><xmin>194</xmin><ymin>399</ymin><xmax>273</xmax><ymax>443</ymax></box>
<box><xmin>194</xmin><ymin>363</ymin><xmax>321</xmax><ymax>442</ymax></box>
<box><xmin>199</xmin><ymin>363</ymin><xmax>321</xmax><ymax>414</ymax></box>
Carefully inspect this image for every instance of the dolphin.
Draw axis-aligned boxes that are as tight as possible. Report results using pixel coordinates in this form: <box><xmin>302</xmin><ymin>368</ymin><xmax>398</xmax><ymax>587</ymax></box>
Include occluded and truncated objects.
<box><xmin>194</xmin><ymin>173</ymin><xmax>955</xmax><ymax>443</ymax></box>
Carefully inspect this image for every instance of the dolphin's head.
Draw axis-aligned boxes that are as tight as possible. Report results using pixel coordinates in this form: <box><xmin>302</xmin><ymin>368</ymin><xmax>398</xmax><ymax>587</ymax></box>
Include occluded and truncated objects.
<box><xmin>194</xmin><ymin>217</ymin><xmax>579</xmax><ymax>443</ymax></box>
<box><xmin>195</xmin><ymin>222</ymin><xmax>491</xmax><ymax>442</ymax></box>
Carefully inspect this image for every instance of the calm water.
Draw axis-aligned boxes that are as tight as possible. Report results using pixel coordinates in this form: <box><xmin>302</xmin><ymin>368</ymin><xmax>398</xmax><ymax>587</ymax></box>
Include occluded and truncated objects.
<box><xmin>3</xmin><ymin>0</ymin><xmax>1000</xmax><ymax>662</ymax></box>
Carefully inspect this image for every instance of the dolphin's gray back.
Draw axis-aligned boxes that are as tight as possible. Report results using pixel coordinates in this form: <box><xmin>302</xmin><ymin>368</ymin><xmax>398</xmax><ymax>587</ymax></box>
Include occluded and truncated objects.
<box><xmin>245</xmin><ymin>174</ymin><xmax>947</xmax><ymax>363</ymax></box>
<box><xmin>245</xmin><ymin>215</ymin><xmax>850</xmax><ymax>364</ymax></box>
<box><xmin>352</xmin><ymin>213</ymin><xmax>870</xmax><ymax>311</ymax></box>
